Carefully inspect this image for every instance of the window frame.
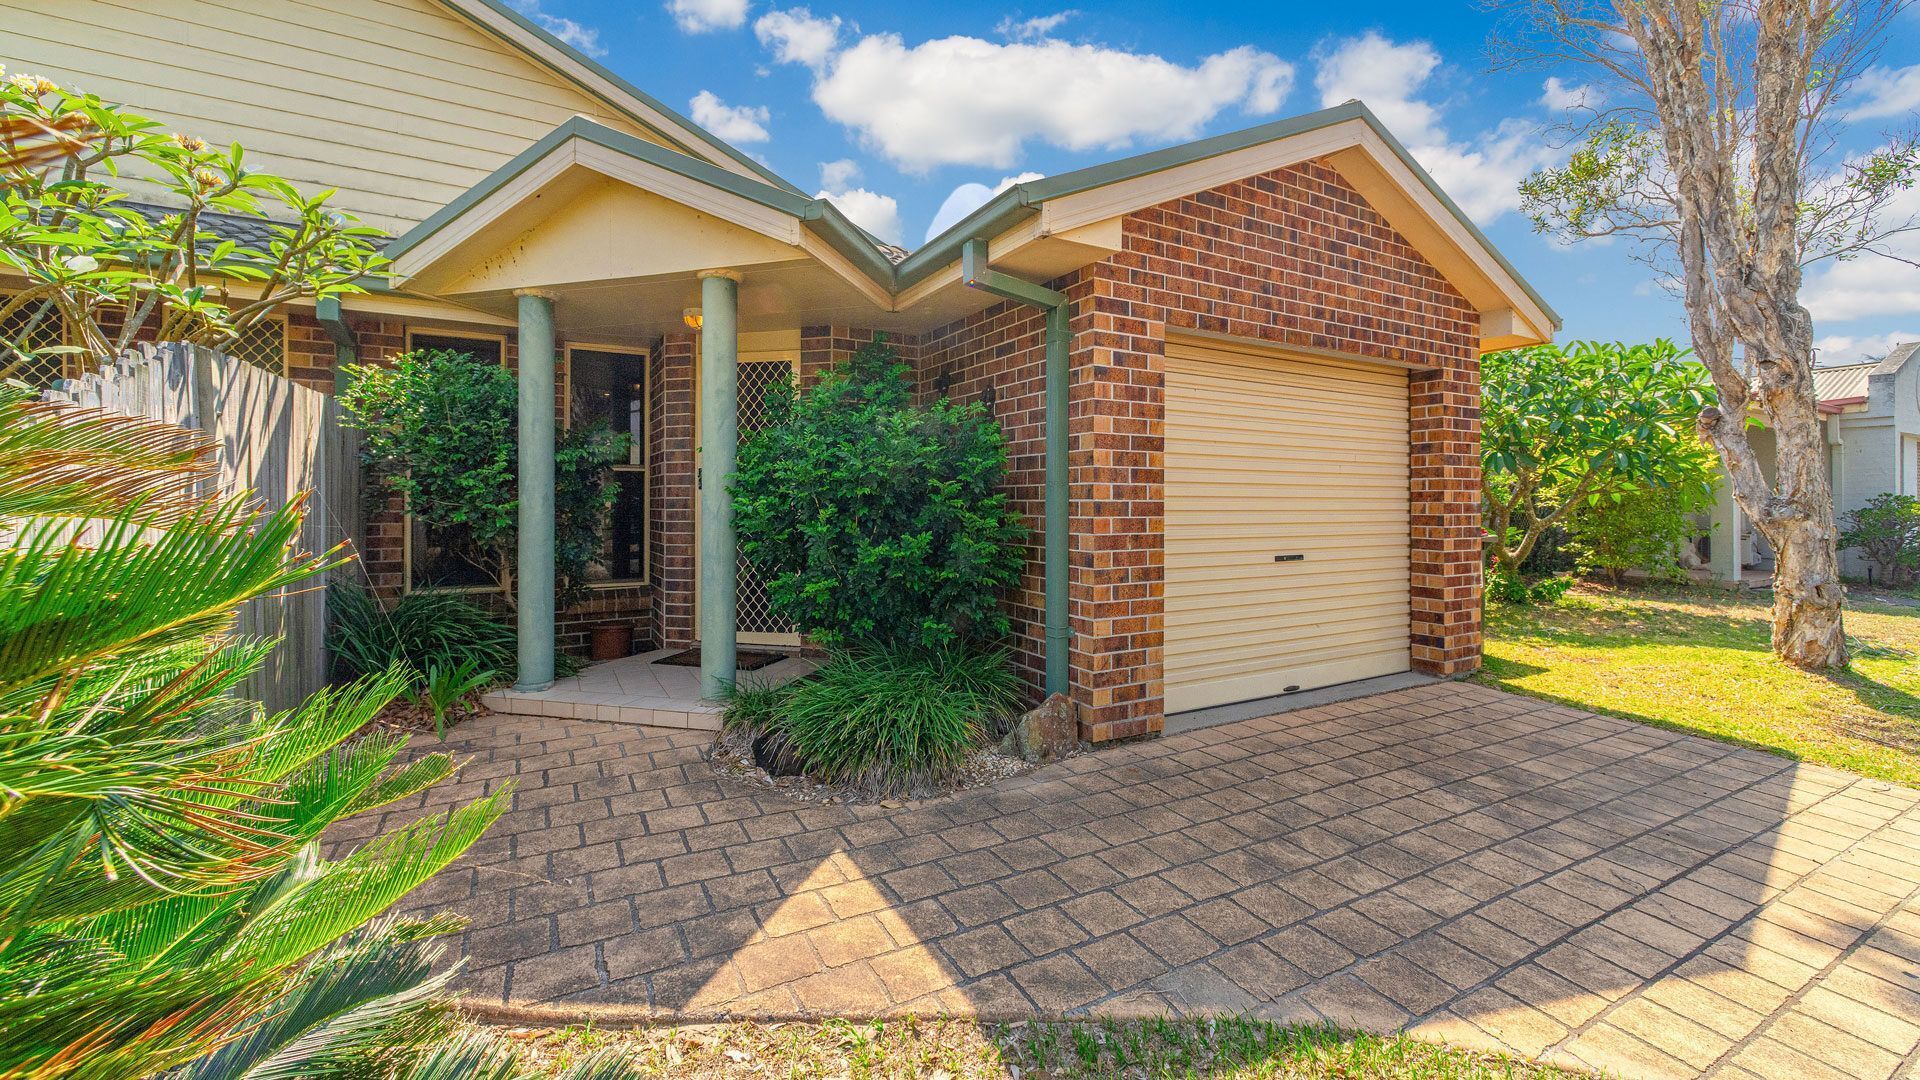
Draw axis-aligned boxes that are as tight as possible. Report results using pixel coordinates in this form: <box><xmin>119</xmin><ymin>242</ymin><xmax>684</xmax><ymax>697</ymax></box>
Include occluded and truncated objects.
<box><xmin>400</xmin><ymin>326</ymin><xmax>512</xmax><ymax>595</ymax></box>
<box><xmin>565</xmin><ymin>341</ymin><xmax>651</xmax><ymax>588</ymax></box>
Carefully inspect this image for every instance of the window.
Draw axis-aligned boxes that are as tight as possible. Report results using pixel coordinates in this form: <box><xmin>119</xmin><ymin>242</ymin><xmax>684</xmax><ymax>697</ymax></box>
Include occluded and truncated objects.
<box><xmin>569</xmin><ymin>346</ymin><xmax>649</xmax><ymax>584</ymax></box>
<box><xmin>403</xmin><ymin>328</ymin><xmax>510</xmax><ymax>592</ymax></box>
<box><xmin>407</xmin><ymin>330</ymin><xmax>503</xmax><ymax>365</ymax></box>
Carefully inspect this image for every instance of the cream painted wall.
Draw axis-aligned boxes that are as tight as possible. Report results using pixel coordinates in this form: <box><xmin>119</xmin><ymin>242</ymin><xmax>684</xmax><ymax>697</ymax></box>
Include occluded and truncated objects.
<box><xmin>1</xmin><ymin>0</ymin><xmax>676</xmax><ymax>234</ymax></box>
<box><xmin>439</xmin><ymin>176</ymin><xmax>807</xmax><ymax>295</ymax></box>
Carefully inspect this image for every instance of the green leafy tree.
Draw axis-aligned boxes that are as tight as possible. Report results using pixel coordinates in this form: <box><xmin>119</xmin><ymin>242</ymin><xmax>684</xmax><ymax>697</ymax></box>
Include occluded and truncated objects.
<box><xmin>731</xmin><ymin>337</ymin><xmax>1028</xmax><ymax>650</ymax></box>
<box><xmin>1482</xmin><ymin>340</ymin><xmax>1717</xmax><ymax>574</ymax></box>
<box><xmin>1840</xmin><ymin>494</ymin><xmax>1920</xmax><ymax>587</ymax></box>
<box><xmin>1496</xmin><ymin>0</ymin><xmax>1920</xmax><ymax>667</ymax></box>
<box><xmin>340</xmin><ymin>349</ymin><xmax>628</xmax><ymax>607</ymax></box>
<box><xmin>1566</xmin><ymin>480</ymin><xmax>1716</xmax><ymax>585</ymax></box>
<box><xmin>0</xmin><ymin>71</ymin><xmax>387</xmax><ymax>375</ymax></box>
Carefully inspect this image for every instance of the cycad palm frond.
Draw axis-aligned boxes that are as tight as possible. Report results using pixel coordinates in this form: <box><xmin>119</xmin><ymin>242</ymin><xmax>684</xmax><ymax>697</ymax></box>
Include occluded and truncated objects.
<box><xmin>0</xmin><ymin>494</ymin><xmax>344</xmax><ymax>697</ymax></box>
<box><xmin>167</xmin><ymin>917</ymin><xmax>460</xmax><ymax>1080</ymax></box>
<box><xmin>0</xmin><ymin>385</ymin><xmax>218</xmax><ymax>523</ymax></box>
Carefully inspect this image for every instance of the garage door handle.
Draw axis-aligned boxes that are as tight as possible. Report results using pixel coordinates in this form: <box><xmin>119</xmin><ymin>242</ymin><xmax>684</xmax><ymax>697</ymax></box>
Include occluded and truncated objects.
<box><xmin>1274</xmin><ymin>553</ymin><xmax>1305</xmax><ymax>562</ymax></box>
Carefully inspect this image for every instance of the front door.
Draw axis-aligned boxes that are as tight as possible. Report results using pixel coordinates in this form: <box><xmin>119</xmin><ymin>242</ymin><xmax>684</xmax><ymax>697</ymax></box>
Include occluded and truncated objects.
<box><xmin>693</xmin><ymin>341</ymin><xmax>803</xmax><ymax>647</ymax></box>
<box><xmin>734</xmin><ymin>357</ymin><xmax>795</xmax><ymax>643</ymax></box>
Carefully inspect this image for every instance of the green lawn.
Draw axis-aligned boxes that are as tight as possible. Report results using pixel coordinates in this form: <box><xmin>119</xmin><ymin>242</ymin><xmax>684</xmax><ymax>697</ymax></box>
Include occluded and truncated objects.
<box><xmin>507</xmin><ymin>1017</ymin><xmax>1576</xmax><ymax>1079</ymax></box>
<box><xmin>1476</xmin><ymin>584</ymin><xmax>1920</xmax><ymax>786</ymax></box>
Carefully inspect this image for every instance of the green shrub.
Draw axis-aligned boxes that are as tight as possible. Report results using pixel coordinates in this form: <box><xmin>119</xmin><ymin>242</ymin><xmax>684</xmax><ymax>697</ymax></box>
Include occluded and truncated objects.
<box><xmin>1841</xmin><ymin>493</ymin><xmax>1920</xmax><ymax>586</ymax></box>
<box><xmin>731</xmin><ymin>336</ymin><xmax>1028</xmax><ymax>650</ymax></box>
<box><xmin>1565</xmin><ymin>482</ymin><xmax>1714</xmax><ymax>584</ymax></box>
<box><xmin>762</xmin><ymin>646</ymin><xmax>1023</xmax><ymax>796</ymax></box>
<box><xmin>1488</xmin><ymin>565</ymin><xmax>1573</xmax><ymax>605</ymax></box>
<box><xmin>340</xmin><ymin>349</ymin><xmax>628</xmax><ymax>607</ymax></box>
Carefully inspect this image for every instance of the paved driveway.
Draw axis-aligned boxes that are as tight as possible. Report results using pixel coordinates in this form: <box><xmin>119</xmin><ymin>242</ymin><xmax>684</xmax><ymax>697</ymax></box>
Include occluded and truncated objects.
<box><xmin>344</xmin><ymin>682</ymin><xmax>1920</xmax><ymax>1079</ymax></box>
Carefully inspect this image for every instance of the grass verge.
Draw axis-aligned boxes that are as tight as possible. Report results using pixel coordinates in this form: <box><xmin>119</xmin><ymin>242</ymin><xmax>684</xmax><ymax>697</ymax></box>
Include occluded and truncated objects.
<box><xmin>1476</xmin><ymin>583</ymin><xmax>1920</xmax><ymax>785</ymax></box>
<box><xmin>500</xmin><ymin>1016</ymin><xmax>1578</xmax><ymax>1079</ymax></box>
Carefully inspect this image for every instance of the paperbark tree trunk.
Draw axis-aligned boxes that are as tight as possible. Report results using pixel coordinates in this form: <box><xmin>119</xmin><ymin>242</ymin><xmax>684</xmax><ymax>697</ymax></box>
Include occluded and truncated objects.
<box><xmin>1633</xmin><ymin>0</ymin><xmax>1849</xmax><ymax>669</ymax></box>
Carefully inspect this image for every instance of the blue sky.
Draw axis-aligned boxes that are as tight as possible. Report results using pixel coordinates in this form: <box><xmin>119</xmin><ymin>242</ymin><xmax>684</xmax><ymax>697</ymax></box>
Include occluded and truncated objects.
<box><xmin>513</xmin><ymin>0</ymin><xmax>1920</xmax><ymax>361</ymax></box>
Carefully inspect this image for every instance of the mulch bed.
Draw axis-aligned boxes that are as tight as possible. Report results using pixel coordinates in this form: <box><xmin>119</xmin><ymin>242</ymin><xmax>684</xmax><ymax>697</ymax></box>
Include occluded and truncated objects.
<box><xmin>706</xmin><ymin>728</ymin><xmax>1036</xmax><ymax>807</ymax></box>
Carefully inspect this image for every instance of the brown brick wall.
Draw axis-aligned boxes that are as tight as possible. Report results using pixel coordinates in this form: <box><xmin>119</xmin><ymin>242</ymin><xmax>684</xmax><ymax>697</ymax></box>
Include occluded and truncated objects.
<box><xmin>918</xmin><ymin>158</ymin><xmax>1483</xmax><ymax>741</ymax></box>
<box><xmin>649</xmin><ymin>333</ymin><xmax>696</xmax><ymax>648</ymax></box>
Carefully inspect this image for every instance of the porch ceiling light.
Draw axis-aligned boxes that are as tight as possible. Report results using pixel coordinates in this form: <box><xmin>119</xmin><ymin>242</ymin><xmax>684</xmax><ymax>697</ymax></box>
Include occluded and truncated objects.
<box><xmin>682</xmin><ymin>307</ymin><xmax>703</xmax><ymax>330</ymax></box>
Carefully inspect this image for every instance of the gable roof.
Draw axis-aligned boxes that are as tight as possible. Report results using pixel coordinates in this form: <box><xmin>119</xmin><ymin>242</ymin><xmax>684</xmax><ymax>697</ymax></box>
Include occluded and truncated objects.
<box><xmin>387</xmin><ymin>102</ymin><xmax>1558</xmax><ymax>347</ymax></box>
<box><xmin>437</xmin><ymin>0</ymin><xmax>805</xmax><ymax>198</ymax></box>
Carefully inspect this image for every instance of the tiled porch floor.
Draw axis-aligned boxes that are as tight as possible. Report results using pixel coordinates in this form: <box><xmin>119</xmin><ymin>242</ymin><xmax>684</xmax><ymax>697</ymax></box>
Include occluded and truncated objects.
<box><xmin>362</xmin><ymin>682</ymin><xmax>1920</xmax><ymax>1079</ymax></box>
<box><xmin>480</xmin><ymin>648</ymin><xmax>816</xmax><ymax>731</ymax></box>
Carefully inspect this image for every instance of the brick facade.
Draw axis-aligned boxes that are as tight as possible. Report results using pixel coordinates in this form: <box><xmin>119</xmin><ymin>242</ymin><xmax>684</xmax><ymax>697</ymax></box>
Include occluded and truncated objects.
<box><xmin>270</xmin><ymin>156</ymin><xmax>1482</xmax><ymax>718</ymax></box>
<box><xmin>914</xmin><ymin>159</ymin><xmax>1483</xmax><ymax>741</ymax></box>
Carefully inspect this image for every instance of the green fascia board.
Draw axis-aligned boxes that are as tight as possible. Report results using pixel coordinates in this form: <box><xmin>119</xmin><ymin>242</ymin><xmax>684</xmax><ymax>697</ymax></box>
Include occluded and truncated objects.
<box><xmin>385</xmin><ymin>117</ymin><xmax>814</xmax><ymax>262</ymax></box>
<box><xmin>454</xmin><ymin>0</ymin><xmax>806</xmax><ymax>198</ymax></box>
<box><xmin>898</xmin><ymin>100</ymin><xmax>1561</xmax><ymax>329</ymax></box>
<box><xmin>388</xmin><ymin>101</ymin><xmax>1558</xmax><ymax>331</ymax></box>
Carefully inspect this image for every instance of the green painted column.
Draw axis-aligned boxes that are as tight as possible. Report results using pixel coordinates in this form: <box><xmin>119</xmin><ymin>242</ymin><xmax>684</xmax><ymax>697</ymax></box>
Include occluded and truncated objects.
<box><xmin>514</xmin><ymin>289</ymin><xmax>557</xmax><ymax>692</ymax></box>
<box><xmin>697</xmin><ymin>270</ymin><xmax>741</xmax><ymax>699</ymax></box>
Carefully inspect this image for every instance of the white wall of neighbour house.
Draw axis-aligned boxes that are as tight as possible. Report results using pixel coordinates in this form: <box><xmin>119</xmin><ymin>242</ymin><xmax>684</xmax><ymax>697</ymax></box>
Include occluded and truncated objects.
<box><xmin>1829</xmin><ymin>349</ymin><xmax>1920</xmax><ymax>578</ymax></box>
<box><xmin>0</xmin><ymin>0</ymin><xmax>674</xmax><ymax>235</ymax></box>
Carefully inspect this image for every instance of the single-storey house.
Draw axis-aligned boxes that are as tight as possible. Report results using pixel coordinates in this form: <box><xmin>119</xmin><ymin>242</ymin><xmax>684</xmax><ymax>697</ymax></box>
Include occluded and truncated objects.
<box><xmin>4</xmin><ymin>0</ymin><xmax>1557</xmax><ymax>740</ymax></box>
<box><xmin>1705</xmin><ymin>346</ymin><xmax>1920</xmax><ymax>584</ymax></box>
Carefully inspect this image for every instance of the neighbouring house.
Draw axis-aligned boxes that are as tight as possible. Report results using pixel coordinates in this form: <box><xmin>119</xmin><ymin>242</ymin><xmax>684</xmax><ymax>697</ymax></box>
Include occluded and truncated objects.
<box><xmin>1703</xmin><ymin>346</ymin><xmax>1920</xmax><ymax>584</ymax></box>
<box><xmin>4</xmin><ymin>0</ymin><xmax>1557</xmax><ymax>740</ymax></box>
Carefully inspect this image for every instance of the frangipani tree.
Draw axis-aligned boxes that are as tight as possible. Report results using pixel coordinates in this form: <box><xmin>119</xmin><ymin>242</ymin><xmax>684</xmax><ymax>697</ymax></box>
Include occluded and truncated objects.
<box><xmin>0</xmin><ymin>70</ymin><xmax>388</xmax><ymax>377</ymax></box>
<box><xmin>1482</xmin><ymin>340</ymin><xmax>1718</xmax><ymax>573</ymax></box>
<box><xmin>1499</xmin><ymin>0</ymin><xmax>1920</xmax><ymax>668</ymax></box>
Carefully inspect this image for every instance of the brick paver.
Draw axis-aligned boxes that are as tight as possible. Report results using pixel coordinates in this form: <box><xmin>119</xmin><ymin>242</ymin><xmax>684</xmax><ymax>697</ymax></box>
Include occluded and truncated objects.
<box><xmin>342</xmin><ymin>682</ymin><xmax>1920</xmax><ymax>1078</ymax></box>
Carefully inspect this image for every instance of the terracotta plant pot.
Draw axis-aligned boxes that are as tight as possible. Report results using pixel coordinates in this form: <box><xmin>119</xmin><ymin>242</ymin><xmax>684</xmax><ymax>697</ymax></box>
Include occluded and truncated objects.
<box><xmin>589</xmin><ymin>621</ymin><xmax>633</xmax><ymax>662</ymax></box>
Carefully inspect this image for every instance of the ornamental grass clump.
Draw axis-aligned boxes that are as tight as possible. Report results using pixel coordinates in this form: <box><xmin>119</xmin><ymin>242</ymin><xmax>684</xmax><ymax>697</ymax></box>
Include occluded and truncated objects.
<box><xmin>764</xmin><ymin>646</ymin><xmax>1024</xmax><ymax>797</ymax></box>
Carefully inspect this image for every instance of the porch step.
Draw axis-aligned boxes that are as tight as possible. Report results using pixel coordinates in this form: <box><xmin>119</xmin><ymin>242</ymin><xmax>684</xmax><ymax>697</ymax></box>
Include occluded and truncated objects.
<box><xmin>480</xmin><ymin>687</ymin><xmax>723</xmax><ymax>731</ymax></box>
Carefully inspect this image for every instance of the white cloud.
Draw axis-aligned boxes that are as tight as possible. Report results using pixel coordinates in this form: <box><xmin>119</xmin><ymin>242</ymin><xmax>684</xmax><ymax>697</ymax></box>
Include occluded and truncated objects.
<box><xmin>754</xmin><ymin>7</ymin><xmax>841</xmax><ymax>70</ymax></box>
<box><xmin>1804</xmin><ymin>182</ymin><xmax>1920</xmax><ymax>321</ymax></box>
<box><xmin>1540</xmin><ymin>76</ymin><xmax>1603</xmax><ymax>111</ymax></box>
<box><xmin>997</xmin><ymin>11</ymin><xmax>1075</xmax><ymax>41</ymax></box>
<box><xmin>509</xmin><ymin>0</ymin><xmax>605</xmax><ymax>56</ymax></box>
<box><xmin>759</xmin><ymin>20</ymin><xmax>1293</xmax><ymax>172</ymax></box>
<box><xmin>1846</xmin><ymin>64</ymin><xmax>1920</xmax><ymax>122</ymax></box>
<box><xmin>925</xmin><ymin>172</ymin><xmax>1044</xmax><ymax>242</ymax></box>
<box><xmin>1814</xmin><ymin>331</ymin><xmax>1919</xmax><ymax>365</ymax></box>
<box><xmin>813</xmin><ymin>156</ymin><xmax>901</xmax><ymax>244</ymax></box>
<box><xmin>1314</xmin><ymin>32</ymin><xmax>1555</xmax><ymax>224</ymax></box>
<box><xmin>817</xmin><ymin>186</ymin><xmax>903</xmax><ymax>245</ymax></box>
<box><xmin>689</xmin><ymin>91</ymin><xmax>771</xmax><ymax>143</ymax></box>
<box><xmin>1314</xmin><ymin>32</ymin><xmax>1442</xmax><ymax>142</ymax></box>
<box><xmin>818</xmin><ymin>158</ymin><xmax>862</xmax><ymax>189</ymax></box>
<box><xmin>667</xmin><ymin>0</ymin><xmax>748</xmax><ymax>33</ymax></box>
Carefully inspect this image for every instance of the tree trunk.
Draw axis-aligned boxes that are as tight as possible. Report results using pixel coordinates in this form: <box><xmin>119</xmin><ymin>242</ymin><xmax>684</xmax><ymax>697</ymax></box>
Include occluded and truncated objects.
<box><xmin>1766</xmin><ymin>514</ymin><xmax>1847</xmax><ymax>665</ymax></box>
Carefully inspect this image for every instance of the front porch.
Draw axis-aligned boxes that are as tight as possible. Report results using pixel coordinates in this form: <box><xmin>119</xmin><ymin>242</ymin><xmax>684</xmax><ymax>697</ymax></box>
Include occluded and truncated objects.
<box><xmin>481</xmin><ymin>647</ymin><xmax>816</xmax><ymax>730</ymax></box>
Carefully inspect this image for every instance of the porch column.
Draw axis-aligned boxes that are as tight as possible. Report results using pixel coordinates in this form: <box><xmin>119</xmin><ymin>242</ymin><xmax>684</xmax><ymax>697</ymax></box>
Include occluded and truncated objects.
<box><xmin>515</xmin><ymin>288</ymin><xmax>557</xmax><ymax>692</ymax></box>
<box><xmin>697</xmin><ymin>270</ymin><xmax>741</xmax><ymax>698</ymax></box>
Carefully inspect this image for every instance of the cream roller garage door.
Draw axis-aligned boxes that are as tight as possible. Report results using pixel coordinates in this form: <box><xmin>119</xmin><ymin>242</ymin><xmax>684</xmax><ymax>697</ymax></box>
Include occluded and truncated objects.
<box><xmin>1164</xmin><ymin>339</ymin><xmax>1411</xmax><ymax>714</ymax></box>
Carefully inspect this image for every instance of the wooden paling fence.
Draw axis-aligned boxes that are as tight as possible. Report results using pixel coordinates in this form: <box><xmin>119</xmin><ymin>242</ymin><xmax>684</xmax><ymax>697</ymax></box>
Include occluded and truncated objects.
<box><xmin>41</xmin><ymin>342</ymin><xmax>362</xmax><ymax>714</ymax></box>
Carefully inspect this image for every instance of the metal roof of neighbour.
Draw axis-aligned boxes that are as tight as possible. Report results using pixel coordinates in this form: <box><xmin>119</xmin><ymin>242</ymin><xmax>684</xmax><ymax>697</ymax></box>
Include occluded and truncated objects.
<box><xmin>1813</xmin><ymin>363</ymin><xmax>1875</xmax><ymax>403</ymax></box>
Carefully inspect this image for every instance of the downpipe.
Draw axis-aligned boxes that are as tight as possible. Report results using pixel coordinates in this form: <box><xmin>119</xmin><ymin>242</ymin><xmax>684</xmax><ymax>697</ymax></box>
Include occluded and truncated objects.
<box><xmin>960</xmin><ymin>239</ymin><xmax>1069</xmax><ymax>699</ymax></box>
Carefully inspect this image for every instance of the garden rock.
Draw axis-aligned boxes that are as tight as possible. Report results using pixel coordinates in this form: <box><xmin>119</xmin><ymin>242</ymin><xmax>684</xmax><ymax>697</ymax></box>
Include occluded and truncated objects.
<box><xmin>999</xmin><ymin>693</ymin><xmax>1079</xmax><ymax>764</ymax></box>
